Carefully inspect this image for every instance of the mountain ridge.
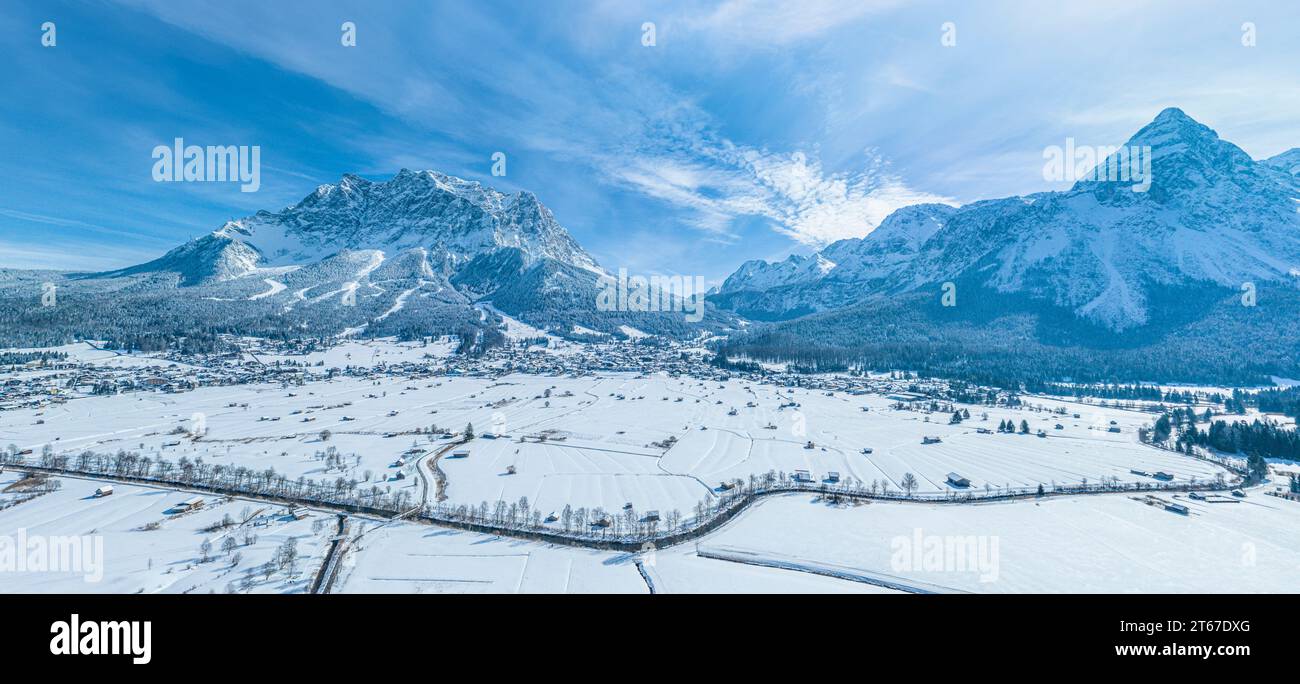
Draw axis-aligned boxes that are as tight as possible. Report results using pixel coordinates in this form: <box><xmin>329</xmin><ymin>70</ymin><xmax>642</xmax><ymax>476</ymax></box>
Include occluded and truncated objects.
<box><xmin>715</xmin><ymin>108</ymin><xmax>1300</xmax><ymax>331</ymax></box>
<box><xmin>713</xmin><ymin>108</ymin><xmax>1300</xmax><ymax>384</ymax></box>
<box><xmin>0</xmin><ymin>169</ymin><xmax>731</xmax><ymax>349</ymax></box>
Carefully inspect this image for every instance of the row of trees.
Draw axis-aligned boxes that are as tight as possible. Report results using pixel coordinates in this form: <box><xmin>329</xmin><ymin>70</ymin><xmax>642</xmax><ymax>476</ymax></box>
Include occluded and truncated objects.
<box><xmin>430</xmin><ymin>464</ymin><xmax>1224</xmax><ymax>545</ymax></box>
<box><xmin>996</xmin><ymin>419</ymin><xmax>1030</xmax><ymax>434</ymax></box>
<box><xmin>1</xmin><ymin>350</ymin><xmax>69</xmax><ymax>368</ymax></box>
<box><xmin>3</xmin><ymin>445</ymin><xmax>417</xmax><ymax>514</ymax></box>
<box><xmin>8</xmin><ymin>440</ymin><xmax>1246</xmax><ymax>548</ymax></box>
<box><xmin>1141</xmin><ymin>408</ymin><xmax>1290</xmax><ymax>482</ymax></box>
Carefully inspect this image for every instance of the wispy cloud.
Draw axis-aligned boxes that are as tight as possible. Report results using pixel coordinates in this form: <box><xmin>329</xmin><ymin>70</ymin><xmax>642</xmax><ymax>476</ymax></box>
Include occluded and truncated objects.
<box><xmin>5</xmin><ymin>0</ymin><xmax>1299</xmax><ymax>280</ymax></box>
<box><xmin>745</xmin><ymin>150</ymin><xmax>953</xmax><ymax>246</ymax></box>
<box><xmin>604</xmin><ymin>143</ymin><xmax>950</xmax><ymax>246</ymax></box>
<box><xmin>685</xmin><ymin>0</ymin><xmax>904</xmax><ymax>46</ymax></box>
<box><xmin>115</xmin><ymin>0</ymin><xmax>940</xmax><ymax>251</ymax></box>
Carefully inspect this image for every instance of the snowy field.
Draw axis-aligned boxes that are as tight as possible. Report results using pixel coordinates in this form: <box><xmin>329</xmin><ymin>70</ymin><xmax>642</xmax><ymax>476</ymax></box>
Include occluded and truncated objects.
<box><xmin>336</xmin><ymin>523</ymin><xmax>646</xmax><ymax>593</ymax></box>
<box><xmin>252</xmin><ymin>337</ymin><xmax>458</xmax><ymax>367</ymax></box>
<box><xmin>7</xmin><ymin>342</ymin><xmax>1292</xmax><ymax>594</ymax></box>
<box><xmin>0</xmin><ymin>472</ymin><xmax>330</xmax><ymax>594</ymax></box>
<box><xmin>0</xmin><ymin>473</ymin><xmax>896</xmax><ymax>594</ymax></box>
<box><xmin>334</xmin><ymin>518</ymin><xmax>894</xmax><ymax>594</ymax></box>
<box><xmin>1</xmin><ymin>371</ymin><xmax>1238</xmax><ymax>519</ymax></box>
<box><xmin>686</xmin><ymin>490</ymin><xmax>1300</xmax><ymax>593</ymax></box>
<box><xmin>8</xmin><ymin>471</ymin><xmax>1296</xmax><ymax>593</ymax></box>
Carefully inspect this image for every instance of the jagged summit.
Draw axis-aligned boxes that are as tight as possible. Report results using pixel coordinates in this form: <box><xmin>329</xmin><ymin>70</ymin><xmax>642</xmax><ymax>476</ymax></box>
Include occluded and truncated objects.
<box><xmin>118</xmin><ymin>169</ymin><xmax>600</xmax><ymax>288</ymax></box>
<box><xmin>716</xmin><ymin>108</ymin><xmax>1300</xmax><ymax>331</ymax></box>
<box><xmin>48</xmin><ymin>168</ymin><xmax>730</xmax><ymax>344</ymax></box>
<box><xmin>1264</xmin><ymin>148</ymin><xmax>1300</xmax><ymax>176</ymax></box>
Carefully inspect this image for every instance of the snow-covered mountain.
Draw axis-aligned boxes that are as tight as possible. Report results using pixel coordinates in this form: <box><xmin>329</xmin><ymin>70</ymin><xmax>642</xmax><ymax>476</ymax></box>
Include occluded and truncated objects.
<box><xmin>1</xmin><ymin>170</ymin><xmax>732</xmax><ymax>348</ymax></box>
<box><xmin>1265</xmin><ymin>148</ymin><xmax>1300</xmax><ymax>193</ymax></box>
<box><xmin>716</xmin><ymin>108</ymin><xmax>1300</xmax><ymax>331</ymax></box>
<box><xmin>713</xmin><ymin>204</ymin><xmax>957</xmax><ymax>320</ymax></box>
<box><xmin>105</xmin><ymin>169</ymin><xmax>600</xmax><ymax>286</ymax></box>
<box><xmin>1265</xmin><ymin>147</ymin><xmax>1300</xmax><ymax>174</ymax></box>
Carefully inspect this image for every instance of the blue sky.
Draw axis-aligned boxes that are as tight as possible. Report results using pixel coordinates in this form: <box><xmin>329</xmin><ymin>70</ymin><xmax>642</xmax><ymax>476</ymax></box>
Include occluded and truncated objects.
<box><xmin>2</xmin><ymin>0</ymin><xmax>1298</xmax><ymax>281</ymax></box>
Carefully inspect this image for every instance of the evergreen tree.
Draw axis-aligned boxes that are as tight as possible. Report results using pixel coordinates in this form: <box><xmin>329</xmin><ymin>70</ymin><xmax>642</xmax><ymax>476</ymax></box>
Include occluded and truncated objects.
<box><xmin>1152</xmin><ymin>414</ymin><xmax>1172</xmax><ymax>443</ymax></box>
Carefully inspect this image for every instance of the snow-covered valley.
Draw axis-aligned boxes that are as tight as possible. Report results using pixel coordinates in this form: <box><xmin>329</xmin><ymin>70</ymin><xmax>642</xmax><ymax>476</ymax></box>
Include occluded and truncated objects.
<box><xmin>2</xmin><ymin>339</ymin><xmax>1295</xmax><ymax>594</ymax></box>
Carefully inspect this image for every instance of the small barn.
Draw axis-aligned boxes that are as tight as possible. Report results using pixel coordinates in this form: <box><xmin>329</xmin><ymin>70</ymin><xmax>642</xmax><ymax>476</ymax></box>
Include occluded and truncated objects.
<box><xmin>94</xmin><ymin>485</ymin><xmax>113</xmax><ymax>497</ymax></box>
<box><xmin>946</xmin><ymin>472</ymin><xmax>971</xmax><ymax>488</ymax></box>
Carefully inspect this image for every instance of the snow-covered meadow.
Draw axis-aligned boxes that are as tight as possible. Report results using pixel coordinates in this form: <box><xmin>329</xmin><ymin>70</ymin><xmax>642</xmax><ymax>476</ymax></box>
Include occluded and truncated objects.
<box><xmin>1</xmin><ymin>370</ymin><xmax>1237</xmax><ymax>518</ymax></box>
<box><xmin>677</xmin><ymin>489</ymin><xmax>1300</xmax><ymax>593</ymax></box>
<box><xmin>333</xmin><ymin>518</ymin><xmax>897</xmax><ymax>594</ymax></box>
<box><xmin>0</xmin><ymin>472</ymin><xmax>330</xmax><ymax>594</ymax></box>
<box><xmin>5</xmin><ymin>341</ymin><xmax>1295</xmax><ymax>594</ymax></box>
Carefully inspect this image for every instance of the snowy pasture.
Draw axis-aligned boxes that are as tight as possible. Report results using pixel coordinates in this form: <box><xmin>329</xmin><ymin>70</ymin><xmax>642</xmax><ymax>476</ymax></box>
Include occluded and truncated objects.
<box><xmin>334</xmin><ymin>518</ymin><xmax>891</xmax><ymax>594</ymax></box>
<box><xmin>252</xmin><ymin>337</ymin><xmax>457</xmax><ymax>367</ymax></box>
<box><xmin>0</xmin><ymin>472</ymin><xmax>330</xmax><ymax>594</ymax></box>
<box><xmin>336</xmin><ymin>522</ymin><xmax>645</xmax><ymax>593</ymax></box>
<box><xmin>0</xmin><ymin>371</ymin><xmax>1238</xmax><ymax>520</ymax></box>
<box><xmin>683</xmin><ymin>490</ymin><xmax>1300</xmax><ymax>593</ymax></box>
